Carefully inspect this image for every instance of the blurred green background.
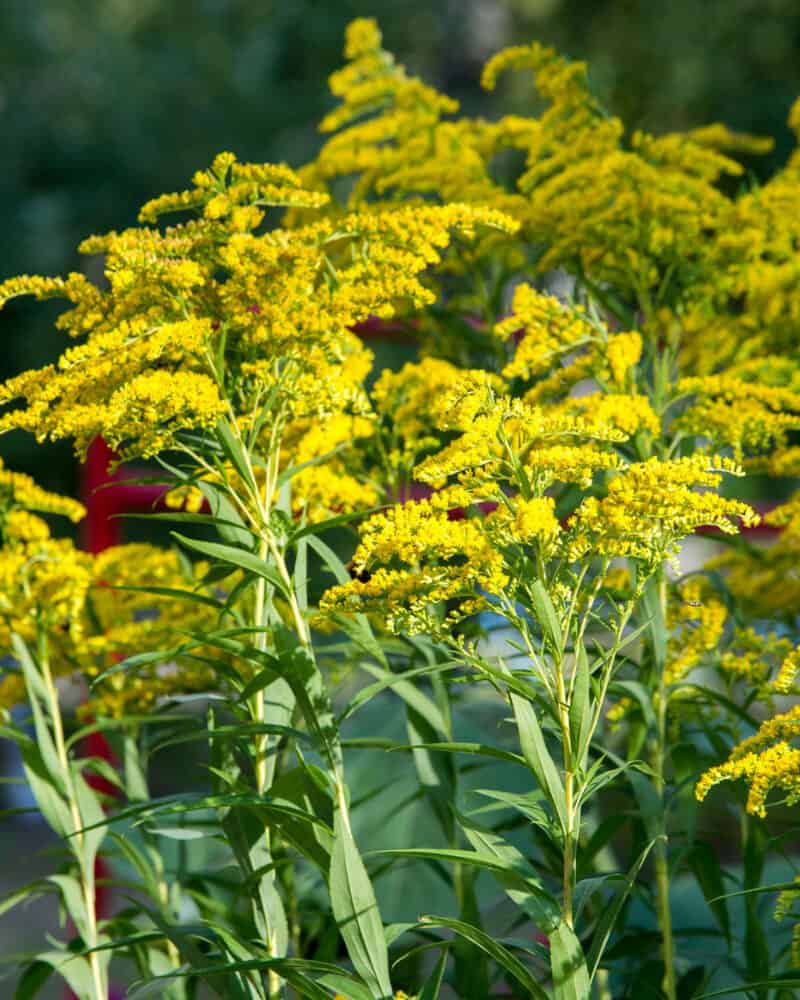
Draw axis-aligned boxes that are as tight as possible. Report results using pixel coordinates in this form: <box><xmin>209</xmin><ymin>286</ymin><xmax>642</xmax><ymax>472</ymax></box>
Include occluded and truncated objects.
<box><xmin>3</xmin><ymin>0</ymin><xmax>800</xmax><ymax>495</ymax></box>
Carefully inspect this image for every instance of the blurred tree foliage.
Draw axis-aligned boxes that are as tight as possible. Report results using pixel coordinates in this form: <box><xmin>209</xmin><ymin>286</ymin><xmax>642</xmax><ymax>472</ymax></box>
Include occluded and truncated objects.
<box><xmin>2</xmin><ymin>0</ymin><xmax>800</xmax><ymax>491</ymax></box>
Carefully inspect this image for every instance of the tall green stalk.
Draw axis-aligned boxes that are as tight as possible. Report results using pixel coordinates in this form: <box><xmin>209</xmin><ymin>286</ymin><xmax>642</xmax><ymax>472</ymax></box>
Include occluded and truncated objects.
<box><xmin>39</xmin><ymin>642</ymin><xmax>108</xmax><ymax>1000</ymax></box>
<box><xmin>651</xmin><ymin>570</ymin><xmax>677</xmax><ymax>1000</ymax></box>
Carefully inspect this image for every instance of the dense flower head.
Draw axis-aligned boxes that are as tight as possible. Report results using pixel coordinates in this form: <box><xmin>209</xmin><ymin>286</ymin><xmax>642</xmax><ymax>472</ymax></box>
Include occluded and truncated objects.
<box><xmin>282</xmin><ymin>412</ymin><xmax>379</xmax><ymax>521</ymax></box>
<box><xmin>413</xmin><ymin>382</ymin><xmax>627</xmax><ymax>495</ymax></box>
<box><xmin>717</xmin><ymin>628</ymin><xmax>795</xmax><ymax>692</ymax></box>
<box><xmin>319</xmin><ymin>497</ymin><xmax>507</xmax><ymax>635</ymax></box>
<box><xmin>664</xmin><ymin>576</ymin><xmax>728</xmax><ymax>687</ymax></box>
<box><xmin>696</xmin><ymin>741</ymin><xmax>800</xmax><ymax>818</ymax></box>
<box><xmin>676</xmin><ymin>367</ymin><xmax>800</xmax><ymax>458</ymax></box>
<box><xmin>0</xmin><ymin>461</ymin><xmax>235</xmax><ymax>717</ymax></box>
<box><xmin>552</xmin><ymin>393</ymin><xmax>661</xmax><ymax>439</ymax></box>
<box><xmin>567</xmin><ymin>455</ymin><xmax>759</xmax><ymax>568</ymax></box>
<box><xmin>485</xmin><ymin>495</ymin><xmax>561</xmax><ymax>554</ymax></box>
<box><xmin>0</xmin><ymin>148</ymin><xmax>516</xmax><ymax>462</ymax></box>
<box><xmin>697</xmin><ymin>694</ymin><xmax>800</xmax><ymax>818</ymax></box>
<box><xmin>0</xmin><ymin>460</ymin><xmax>85</xmax><ymax>524</ymax></box>
<box><xmin>0</xmin><ymin>472</ymin><xmax>92</xmax><ymax>699</ymax></box>
<box><xmin>138</xmin><ymin>152</ymin><xmax>330</xmax><ymax>224</ymax></box>
<box><xmin>678</xmin><ymin>123</ymin><xmax>800</xmax><ymax>375</ymax></box>
<box><xmin>371</xmin><ymin>359</ymin><xmax>507</xmax><ymax>480</ymax></box>
<box><xmin>495</xmin><ymin>284</ymin><xmax>596</xmax><ymax>382</ymax></box>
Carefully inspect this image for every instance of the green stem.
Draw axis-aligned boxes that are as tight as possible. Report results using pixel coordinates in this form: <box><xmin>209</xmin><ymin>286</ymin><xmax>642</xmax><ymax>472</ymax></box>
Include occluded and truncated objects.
<box><xmin>40</xmin><ymin>645</ymin><xmax>107</xmax><ymax>1000</ymax></box>
<box><xmin>252</xmin><ymin>534</ymin><xmax>271</xmax><ymax>797</ymax></box>
<box><xmin>250</xmin><ymin>532</ymin><xmax>283</xmax><ymax>1000</ymax></box>
<box><xmin>652</xmin><ymin>571</ymin><xmax>677</xmax><ymax>1000</ymax></box>
<box><xmin>555</xmin><ymin>658</ymin><xmax>576</xmax><ymax>928</ymax></box>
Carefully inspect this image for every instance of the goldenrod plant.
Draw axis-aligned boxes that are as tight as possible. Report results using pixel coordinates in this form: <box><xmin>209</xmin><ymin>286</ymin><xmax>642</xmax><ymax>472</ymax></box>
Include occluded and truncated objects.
<box><xmin>1</xmin><ymin>16</ymin><xmax>800</xmax><ymax>999</ymax></box>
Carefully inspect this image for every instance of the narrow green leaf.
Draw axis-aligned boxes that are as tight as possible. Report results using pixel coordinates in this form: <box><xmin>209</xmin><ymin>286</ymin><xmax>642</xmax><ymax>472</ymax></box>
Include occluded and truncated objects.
<box><xmin>642</xmin><ymin>576</ymin><xmax>666</xmax><ymax>672</ymax></box>
<box><xmin>294</xmin><ymin>532</ymin><xmax>308</xmax><ymax>612</ymax></box>
<box><xmin>418</xmin><ymin>948</ymin><xmax>448</xmax><ymax>1000</ymax></box>
<box><xmin>31</xmin><ymin>952</ymin><xmax>97</xmax><ymax>1000</ymax></box>
<box><xmin>12</xmin><ymin>635</ymin><xmax>68</xmax><ymax>797</ymax></box>
<box><xmin>172</xmin><ymin>533</ymin><xmax>288</xmax><ymax>597</ymax></box>
<box><xmin>315</xmin><ymin>973</ymin><xmax>373</xmax><ymax>1000</ymax></box>
<box><xmin>693</xmin><ymin>981</ymin><xmax>800</xmax><ymax>999</ymax></box>
<box><xmin>529</xmin><ymin>579</ymin><xmax>564</xmax><ymax>658</ymax></box>
<box><xmin>359</xmin><ymin>662</ymin><xmax>447</xmax><ymax>736</ymax></box>
<box><xmin>587</xmin><ymin>837</ymin><xmax>657</xmax><ymax>979</ymax></box>
<box><xmin>687</xmin><ymin>841</ymin><xmax>731</xmax><ymax>942</ymax></box>
<box><xmin>550</xmin><ymin>920</ymin><xmax>590</xmax><ymax>1000</ymax></box>
<box><xmin>348</xmin><ymin>739</ymin><xmax>526</xmax><ymax>767</ymax></box>
<box><xmin>569</xmin><ymin>642</ymin><xmax>591</xmax><ymax>766</ymax></box>
<box><xmin>216</xmin><ymin>419</ymin><xmax>257</xmax><ymax>495</ymax></box>
<box><xmin>198</xmin><ymin>479</ymin><xmax>256</xmax><ymax>548</ymax></box>
<box><xmin>47</xmin><ymin>875</ymin><xmax>90</xmax><ymax>941</ymax></box>
<box><xmin>330</xmin><ymin>811</ymin><xmax>393</xmax><ymax>999</ymax></box>
<box><xmin>19</xmin><ymin>746</ymin><xmax>72</xmax><ymax>839</ymax></box>
<box><xmin>70</xmin><ymin>765</ymin><xmax>107</xmax><ymax>868</ymax></box>
<box><xmin>510</xmin><ymin>692</ymin><xmax>568</xmax><ymax>833</ymax></box>
<box><xmin>340</xmin><ymin>662</ymin><xmax>458</xmax><ymax>722</ymax></box>
<box><xmin>417</xmin><ymin>916</ymin><xmax>548</xmax><ymax>1000</ymax></box>
<box><xmin>458</xmin><ymin>812</ymin><xmax>562</xmax><ymax>932</ymax></box>
<box><xmin>111</xmin><ymin>583</ymin><xmax>227</xmax><ymax>612</ymax></box>
<box><xmin>0</xmin><ymin>880</ymin><xmax>49</xmax><ymax>920</ymax></box>
<box><xmin>14</xmin><ymin>960</ymin><xmax>53</xmax><ymax>1000</ymax></box>
<box><xmin>473</xmin><ymin>788</ymin><xmax>556</xmax><ymax>836</ymax></box>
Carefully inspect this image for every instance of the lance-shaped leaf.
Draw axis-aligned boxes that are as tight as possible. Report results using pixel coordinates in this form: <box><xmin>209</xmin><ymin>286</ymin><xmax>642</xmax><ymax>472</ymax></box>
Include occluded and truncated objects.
<box><xmin>416</xmin><ymin>916</ymin><xmax>549</xmax><ymax>1000</ymax></box>
<box><xmin>172</xmin><ymin>533</ymin><xmax>288</xmax><ymax>598</ymax></box>
<box><xmin>329</xmin><ymin>811</ymin><xmax>393</xmax><ymax>1000</ymax></box>
<box><xmin>549</xmin><ymin>920</ymin><xmax>590</xmax><ymax>1000</ymax></box>
<box><xmin>510</xmin><ymin>692</ymin><xmax>568</xmax><ymax>834</ymax></box>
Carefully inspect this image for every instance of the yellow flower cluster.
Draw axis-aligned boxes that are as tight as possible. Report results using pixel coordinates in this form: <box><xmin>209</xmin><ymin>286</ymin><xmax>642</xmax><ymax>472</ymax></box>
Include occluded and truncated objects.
<box><xmin>0</xmin><ymin>145</ymin><xmax>516</xmax><ymax>462</ymax></box>
<box><xmin>312</xmin><ymin>16</ymin><xmax>525</xmax><ymax>245</ymax></box>
<box><xmin>372</xmin><ymin>358</ymin><xmax>477</xmax><ymax>472</ymax></box>
<box><xmin>0</xmin><ymin>460</ymin><xmax>85</xmax><ymax>523</ymax></box>
<box><xmin>485</xmin><ymin>495</ymin><xmax>561</xmax><ymax>554</ymax></box>
<box><xmin>138</xmin><ymin>153</ymin><xmax>329</xmax><ymax>224</ymax></box>
<box><xmin>664</xmin><ymin>577</ymin><xmax>728</xmax><ymax>686</ymax></box>
<box><xmin>568</xmin><ymin>456</ymin><xmax>759</xmax><ymax>567</ymax></box>
<box><xmin>717</xmin><ymin>628</ymin><xmax>793</xmax><ymax>691</ymax></box>
<box><xmin>481</xmin><ymin>41</ymin><xmax>751</xmax><ymax>299</ymax></box>
<box><xmin>606</xmin><ymin>332</ymin><xmax>644</xmax><ymax>390</ymax></box>
<box><xmin>413</xmin><ymin>385</ymin><xmax>626</xmax><ymax>495</ymax></box>
<box><xmin>0</xmin><ymin>462</ymin><xmax>237</xmax><ymax>718</ymax></box>
<box><xmin>697</xmin><ymin>631</ymin><xmax>800</xmax><ymax>815</ymax></box>
<box><xmin>495</xmin><ymin>284</ymin><xmax>596</xmax><ymax>382</ymax></box>
<box><xmin>676</xmin><ymin>370</ymin><xmax>800</xmax><ymax>458</ymax></box>
<box><xmin>312</xmin><ymin>18</ymin><xmax>800</xmax><ymax>381</ymax></box>
<box><xmin>319</xmin><ymin>497</ymin><xmax>507</xmax><ymax>635</ymax></box>
<box><xmin>0</xmin><ymin>477</ymin><xmax>92</xmax><ymax>703</ymax></box>
<box><xmin>283</xmin><ymin>412</ymin><xmax>379</xmax><ymax>522</ymax></box>
<box><xmin>773</xmin><ymin>647</ymin><xmax>800</xmax><ymax>695</ymax></box>
<box><xmin>696</xmin><ymin>741</ymin><xmax>800</xmax><ymax>818</ymax></box>
<box><xmin>552</xmin><ymin>393</ymin><xmax>661</xmax><ymax>439</ymax></box>
<box><xmin>679</xmin><ymin>141</ymin><xmax>800</xmax><ymax>374</ymax></box>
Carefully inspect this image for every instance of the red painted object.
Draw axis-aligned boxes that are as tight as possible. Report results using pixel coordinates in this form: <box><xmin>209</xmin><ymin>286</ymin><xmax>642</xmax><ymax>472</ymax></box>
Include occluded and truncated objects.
<box><xmin>80</xmin><ymin>437</ymin><xmax>173</xmax><ymax>553</ymax></box>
